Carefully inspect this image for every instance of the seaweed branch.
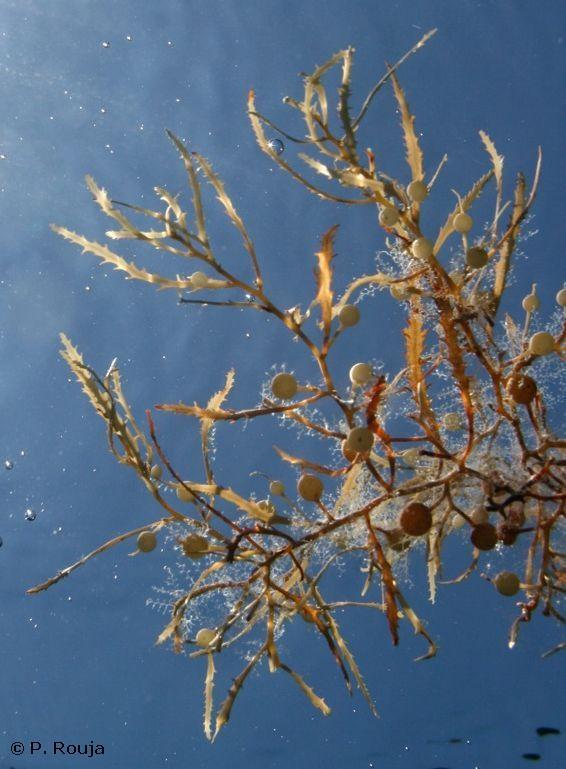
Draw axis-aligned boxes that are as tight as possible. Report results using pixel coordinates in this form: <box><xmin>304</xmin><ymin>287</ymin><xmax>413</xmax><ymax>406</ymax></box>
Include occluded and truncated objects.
<box><xmin>34</xmin><ymin>33</ymin><xmax>565</xmax><ymax>741</ymax></box>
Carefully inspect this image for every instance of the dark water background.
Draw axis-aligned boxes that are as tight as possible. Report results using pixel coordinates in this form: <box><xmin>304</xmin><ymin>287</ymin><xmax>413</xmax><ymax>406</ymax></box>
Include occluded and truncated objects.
<box><xmin>1</xmin><ymin>1</ymin><xmax>564</xmax><ymax>767</ymax></box>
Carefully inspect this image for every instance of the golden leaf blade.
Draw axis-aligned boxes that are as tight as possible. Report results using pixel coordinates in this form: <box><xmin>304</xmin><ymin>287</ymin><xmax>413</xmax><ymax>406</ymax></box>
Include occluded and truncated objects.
<box><xmin>201</xmin><ymin>370</ymin><xmax>235</xmax><ymax>482</ymax></box>
<box><xmin>437</xmin><ymin>298</ymin><xmax>472</xmax><ymax>416</ymax></box>
<box><xmin>390</xmin><ymin>71</ymin><xmax>424</xmax><ymax>183</ymax></box>
<box><xmin>335</xmin><ymin>271</ymin><xmax>399</xmax><ymax>314</ymax></box>
<box><xmin>395</xmin><ymin>589</ymin><xmax>437</xmax><ymax>661</ymax></box>
<box><xmin>279</xmin><ymin>662</ymin><xmax>331</xmax><ymax>716</ymax></box>
<box><xmin>492</xmin><ymin>173</ymin><xmax>525</xmax><ymax>311</ymax></box>
<box><xmin>433</xmin><ymin>169</ymin><xmax>493</xmax><ymax>255</ymax></box>
<box><xmin>337</xmin><ymin>46</ymin><xmax>357</xmax><ymax>158</ymax></box>
<box><xmin>403</xmin><ymin>306</ymin><xmax>426</xmax><ymax>394</ymax></box>
<box><xmin>266</xmin><ymin>597</ymin><xmax>280</xmax><ymax>672</ymax></box>
<box><xmin>204</xmin><ymin>652</ymin><xmax>216</xmax><ymax>741</ymax></box>
<box><xmin>352</xmin><ymin>29</ymin><xmax>437</xmax><ymax>130</ymax></box>
<box><xmin>274</xmin><ymin>446</ymin><xmax>348</xmax><ymax>477</ymax></box>
<box><xmin>479</xmin><ymin>130</ymin><xmax>504</xmax><ymax>232</ymax></box>
<box><xmin>51</xmin><ymin>226</ymin><xmax>193</xmax><ymax>290</ymax></box>
<box><xmin>371</xmin><ymin>536</ymin><xmax>400</xmax><ymax>647</ymax></box>
<box><xmin>331</xmin><ymin>463</ymin><xmax>363</xmax><ymax>518</ymax></box>
<box><xmin>166</xmin><ymin>130</ymin><xmax>210</xmax><ymax>252</ymax></box>
<box><xmin>427</xmin><ymin>531</ymin><xmax>439</xmax><ymax>604</ymax></box>
<box><xmin>298</xmin><ymin>153</ymin><xmax>333</xmax><ymax>178</ymax></box>
<box><xmin>315</xmin><ymin>589</ymin><xmax>379</xmax><ymax>718</ymax></box>
<box><xmin>85</xmin><ymin>175</ymin><xmax>142</xmax><ymax>237</ymax></box>
<box><xmin>154</xmin><ymin>185</ymin><xmax>183</xmax><ymax>218</ymax></box>
<box><xmin>212</xmin><ymin>646</ymin><xmax>265</xmax><ymax>741</ymax></box>
<box><xmin>190</xmin><ymin>483</ymin><xmax>277</xmax><ymax>524</ymax></box>
<box><xmin>491</xmin><ymin>147</ymin><xmax>541</xmax><ymax>317</ymax></box>
<box><xmin>315</xmin><ymin>226</ymin><xmax>338</xmax><ymax>348</ymax></box>
<box><xmin>403</xmin><ymin>299</ymin><xmax>435</xmax><ymax>431</ymax></box>
<box><xmin>303</xmin><ymin>49</ymin><xmax>350</xmax><ymax>158</ymax></box>
<box><xmin>193</xmin><ymin>152</ymin><xmax>262</xmax><ymax>286</ymax></box>
<box><xmin>155</xmin><ymin>402</ymin><xmax>231</xmax><ymax>419</ymax></box>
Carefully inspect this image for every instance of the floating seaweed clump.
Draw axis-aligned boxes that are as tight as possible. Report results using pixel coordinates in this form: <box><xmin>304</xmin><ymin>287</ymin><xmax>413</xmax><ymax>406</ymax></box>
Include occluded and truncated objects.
<box><xmin>28</xmin><ymin>30</ymin><xmax>564</xmax><ymax>741</ymax></box>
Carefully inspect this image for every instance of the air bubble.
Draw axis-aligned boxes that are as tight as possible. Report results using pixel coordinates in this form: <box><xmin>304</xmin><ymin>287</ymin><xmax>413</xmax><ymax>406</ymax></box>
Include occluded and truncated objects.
<box><xmin>267</xmin><ymin>138</ymin><xmax>284</xmax><ymax>155</ymax></box>
<box><xmin>101</xmin><ymin>41</ymin><xmax>110</xmax><ymax>49</ymax></box>
<box><xmin>4</xmin><ymin>460</ymin><xmax>13</xmax><ymax>470</ymax></box>
<box><xmin>24</xmin><ymin>508</ymin><xmax>37</xmax><ymax>521</ymax></box>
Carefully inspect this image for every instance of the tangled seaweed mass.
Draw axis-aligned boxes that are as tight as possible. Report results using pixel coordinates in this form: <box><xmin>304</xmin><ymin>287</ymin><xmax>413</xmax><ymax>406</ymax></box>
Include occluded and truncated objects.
<box><xmin>28</xmin><ymin>30</ymin><xmax>564</xmax><ymax>740</ymax></box>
